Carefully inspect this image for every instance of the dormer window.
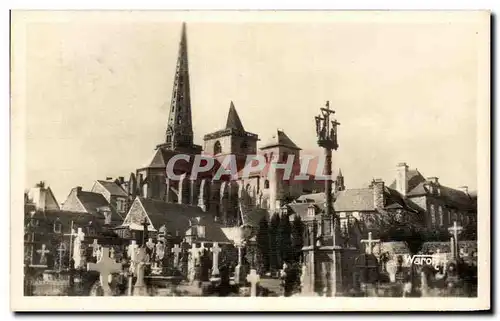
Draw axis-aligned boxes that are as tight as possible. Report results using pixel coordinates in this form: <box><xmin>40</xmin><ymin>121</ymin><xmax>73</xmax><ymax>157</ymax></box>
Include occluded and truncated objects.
<box><xmin>53</xmin><ymin>220</ymin><xmax>62</xmax><ymax>233</ymax></box>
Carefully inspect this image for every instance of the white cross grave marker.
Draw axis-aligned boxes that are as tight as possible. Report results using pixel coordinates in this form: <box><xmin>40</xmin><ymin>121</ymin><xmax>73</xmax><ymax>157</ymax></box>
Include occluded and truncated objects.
<box><xmin>246</xmin><ymin>269</ymin><xmax>260</xmax><ymax>297</ymax></box>
<box><xmin>87</xmin><ymin>247</ymin><xmax>122</xmax><ymax>295</ymax></box>
<box><xmin>188</xmin><ymin>244</ymin><xmax>200</xmax><ymax>261</ymax></box>
<box><xmin>210</xmin><ymin>242</ymin><xmax>222</xmax><ymax>276</ymax></box>
<box><xmin>448</xmin><ymin>221</ymin><xmax>463</xmax><ymax>259</ymax></box>
<box><xmin>361</xmin><ymin>232</ymin><xmax>380</xmax><ymax>255</ymax></box>
<box><xmin>37</xmin><ymin>244</ymin><xmax>50</xmax><ymax>266</ymax></box>
<box><xmin>171</xmin><ymin>244</ymin><xmax>182</xmax><ymax>267</ymax></box>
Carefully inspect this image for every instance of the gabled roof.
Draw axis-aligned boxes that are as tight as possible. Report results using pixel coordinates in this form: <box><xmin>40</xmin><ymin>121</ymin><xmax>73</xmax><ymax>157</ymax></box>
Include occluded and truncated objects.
<box><xmin>96</xmin><ymin>180</ymin><xmax>127</xmax><ymax>197</ymax></box>
<box><xmin>260</xmin><ymin>130</ymin><xmax>301</xmax><ymax>150</ymax></box>
<box><xmin>389</xmin><ymin>169</ymin><xmax>426</xmax><ymax>195</ymax></box>
<box><xmin>225</xmin><ymin>101</ymin><xmax>245</xmax><ymax>132</ymax></box>
<box><xmin>123</xmin><ymin>197</ymin><xmax>207</xmax><ymax>233</ymax></box>
<box><xmin>77</xmin><ymin>191</ymin><xmax>123</xmax><ymax>221</ymax></box>
<box><xmin>27</xmin><ymin>186</ymin><xmax>60</xmax><ymax>211</ymax></box>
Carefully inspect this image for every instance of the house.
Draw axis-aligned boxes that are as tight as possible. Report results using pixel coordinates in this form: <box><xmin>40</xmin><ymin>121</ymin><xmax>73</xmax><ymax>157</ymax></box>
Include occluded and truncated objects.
<box><xmin>117</xmin><ymin>197</ymin><xmax>230</xmax><ymax>245</ymax></box>
<box><xmin>389</xmin><ymin>162</ymin><xmax>477</xmax><ymax>230</ymax></box>
<box><xmin>91</xmin><ymin>179</ymin><xmax>129</xmax><ymax>216</ymax></box>
<box><xmin>60</xmin><ymin>186</ymin><xmax>123</xmax><ymax>226</ymax></box>
<box><xmin>25</xmin><ymin>182</ymin><xmax>60</xmax><ymax>212</ymax></box>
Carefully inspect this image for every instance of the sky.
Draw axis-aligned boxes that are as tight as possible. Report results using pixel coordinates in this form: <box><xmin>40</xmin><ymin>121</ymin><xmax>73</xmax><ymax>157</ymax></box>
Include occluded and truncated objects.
<box><xmin>17</xmin><ymin>11</ymin><xmax>484</xmax><ymax>202</ymax></box>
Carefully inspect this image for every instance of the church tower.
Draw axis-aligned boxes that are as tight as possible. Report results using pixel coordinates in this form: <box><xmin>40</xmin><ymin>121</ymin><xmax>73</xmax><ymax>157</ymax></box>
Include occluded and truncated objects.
<box><xmin>203</xmin><ymin>101</ymin><xmax>259</xmax><ymax>163</ymax></box>
<box><xmin>137</xmin><ymin>23</ymin><xmax>202</xmax><ymax>202</ymax></box>
<box><xmin>157</xmin><ymin>23</ymin><xmax>202</xmax><ymax>154</ymax></box>
<box><xmin>335</xmin><ymin>168</ymin><xmax>345</xmax><ymax>191</ymax></box>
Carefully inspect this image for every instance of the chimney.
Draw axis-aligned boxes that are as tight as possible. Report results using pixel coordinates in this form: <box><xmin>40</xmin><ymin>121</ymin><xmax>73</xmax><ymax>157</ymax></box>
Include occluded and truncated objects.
<box><xmin>118</xmin><ymin>176</ymin><xmax>125</xmax><ymax>184</ymax></box>
<box><xmin>427</xmin><ymin>177</ymin><xmax>439</xmax><ymax>184</ymax></box>
<box><xmin>458</xmin><ymin>186</ymin><xmax>469</xmax><ymax>194</ymax></box>
<box><xmin>74</xmin><ymin>186</ymin><xmax>82</xmax><ymax>194</ymax></box>
<box><xmin>396</xmin><ymin>163</ymin><xmax>408</xmax><ymax>196</ymax></box>
<box><xmin>372</xmin><ymin>179</ymin><xmax>385</xmax><ymax>209</ymax></box>
<box><xmin>106</xmin><ymin>177</ymin><xmax>113</xmax><ymax>181</ymax></box>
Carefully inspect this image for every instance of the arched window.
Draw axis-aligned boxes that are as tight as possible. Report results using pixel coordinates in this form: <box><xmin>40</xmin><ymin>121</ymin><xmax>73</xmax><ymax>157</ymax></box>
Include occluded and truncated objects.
<box><xmin>213</xmin><ymin>141</ymin><xmax>222</xmax><ymax>155</ymax></box>
<box><xmin>264</xmin><ymin>180</ymin><xmax>270</xmax><ymax>189</ymax></box>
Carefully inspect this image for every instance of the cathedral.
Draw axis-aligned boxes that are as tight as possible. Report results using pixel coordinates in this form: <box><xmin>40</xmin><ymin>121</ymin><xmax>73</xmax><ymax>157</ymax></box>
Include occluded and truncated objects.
<box><xmin>123</xmin><ymin>23</ymin><xmax>325</xmax><ymax>229</ymax></box>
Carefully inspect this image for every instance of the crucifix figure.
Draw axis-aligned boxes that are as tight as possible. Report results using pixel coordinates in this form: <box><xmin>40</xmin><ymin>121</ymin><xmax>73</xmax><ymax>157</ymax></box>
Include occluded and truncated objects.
<box><xmin>87</xmin><ymin>247</ymin><xmax>122</xmax><ymax>296</ymax></box>
<box><xmin>210</xmin><ymin>242</ymin><xmax>222</xmax><ymax>276</ymax></box>
<box><xmin>448</xmin><ymin>221</ymin><xmax>463</xmax><ymax>260</ymax></box>
<box><xmin>246</xmin><ymin>269</ymin><xmax>260</xmax><ymax>297</ymax></box>
<box><xmin>37</xmin><ymin>244</ymin><xmax>50</xmax><ymax>266</ymax></box>
<box><xmin>91</xmin><ymin>239</ymin><xmax>101</xmax><ymax>260</ymax></box>
<box><xmin>171</xmin><ymin>244</ymin><xmax>182</xmax><ymax>268</ymax></box>
<box><xmin>72</xmin><ymin>228</ymin><xmax>85</xmax><ymax>269</ymax></box>
<box><xmin>361</xmin><ymin>232</ymin><xmax>380</xmax><ymax>255</ymax></box>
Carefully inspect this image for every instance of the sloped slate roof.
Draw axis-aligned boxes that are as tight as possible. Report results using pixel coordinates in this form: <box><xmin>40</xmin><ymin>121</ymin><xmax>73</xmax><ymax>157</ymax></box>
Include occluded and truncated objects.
<box><xmin>334</xmin><ymin>189</ymin><xmax>376</xmax><ymax>212</ymax></box>
<box><xmin>389</xmin><ymin>169</ymin><xmax>426</xmax><ymax>194</ymax></box>
<box><xmin>260</xmin><ymin>130</ymin><xmax>301</xmax><ymax>150</ymax></box>
<box><xmin>97</xmin><ymin>180</ymin><xmax>127</xmax><ymax>197</ymax></box>
<box><xmin>139</xmin><ymin>197</ymin><xmax>205</xmax><ymax>229</ymax></box>
<box><xmin>78</xmin><ymin>191</ymin><xmax>123</xmax><ymax>221</ymax></box>
<box><xmin>225</xmin><ymin>101</ymin><xmax>245</xmax><ymax>132</ymax></box>
<box><xmin>296</xmin><ymin>192</ymin><xmax>327</xmax><ymax>203</ymax></box>
<box><xmin>241</xmin><ymin>207</ymin><xmax>268</xmax><ymax>228</ymax></box>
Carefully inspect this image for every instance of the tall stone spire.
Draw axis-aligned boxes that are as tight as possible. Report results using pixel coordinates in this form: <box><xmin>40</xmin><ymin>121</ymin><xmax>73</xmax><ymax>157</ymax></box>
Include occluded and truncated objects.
<box><xmin>162</xmin><ymin>23</ymin><xmax>198</xmax><ymax>152</ymax></box>
<box><xmin>225</xmin><ymin>101</ymin><xmax>245</xmax><ymax>132</ymax></box>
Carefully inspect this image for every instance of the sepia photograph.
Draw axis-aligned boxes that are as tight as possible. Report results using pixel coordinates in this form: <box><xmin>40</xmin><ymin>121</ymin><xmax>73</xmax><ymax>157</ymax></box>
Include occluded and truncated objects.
<box><xmin>10</xmin><ymin>10</ymin><xmax>490</xmax><ymax>311</ymax></box>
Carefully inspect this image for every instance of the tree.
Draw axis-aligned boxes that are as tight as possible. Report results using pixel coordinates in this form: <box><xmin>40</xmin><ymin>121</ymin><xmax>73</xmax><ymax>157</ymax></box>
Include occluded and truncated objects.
<box><xmin>279</xmin><ymin>214</ymin><xmax>293</xmax><ymax>263</ymax></box>
<box><xmin>269</xmin><ymin>213</ymin><xmax>281</xmax><ymax>271</ymax></box>
<box><xmin>291</xmin><ymin>215</ymin><xmax>304</xmax><ymax>263</ymax></box>
<box><xmin>256</xmin><ymin>216</ymin><xmax>270</xmax><ymax>272</ymax></box>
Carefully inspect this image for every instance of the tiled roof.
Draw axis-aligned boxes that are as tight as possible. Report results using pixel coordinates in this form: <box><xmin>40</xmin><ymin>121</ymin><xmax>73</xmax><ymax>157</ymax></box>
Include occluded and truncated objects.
<box><xmin>389</xmin><ymin>169</ymin><xmax>426</xmax><ymax>194</ymax></box>
<box><xmin>260</xmin><ymin>130</ymin><xmax>301</xmax><ymax>150</ymax></box>
<box><xmin>334</xmin><ymin>189</ymin><xmax>375</xmax><ymax>212</ymax></box>
<box><xmin>97</xmin><ymin>180</ymin><xmax>127</xmax><ymax>197</ymax></box>
<box><xmin>137</xmin><ymin>197</ymin><xmax>207</xmax><ymax>233</ymax></box>
<box><xmin>77</xmin><ymin>191</ymin><xmax>123</xmax><ymax>222</ymax></box>
<box><xmin>296</xmin><ymin>192</ymin><xmax>326</xmax><ymax>203</ymax></box>
<box><xmin>241</xmin><ymin>207</ymin><xmax>268</xmax><ymax>228</ymax></box>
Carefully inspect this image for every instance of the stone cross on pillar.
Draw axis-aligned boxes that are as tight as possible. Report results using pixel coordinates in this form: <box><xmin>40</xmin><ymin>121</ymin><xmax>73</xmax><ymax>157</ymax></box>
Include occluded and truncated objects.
<box><xmin>87</xmin><ymin>247</ymin><xmax>122</xmax><ymax>296</ymax></box>
<box><xmin>361</xmin><ymin>232</ymin><xmax>380</xmax><ymax>255</ymax></box>
<box><xmin>37</xmin><ymin>244</ymin><xmax>50</xmax><ymax>266</ymax></box>
<box><xmin>91</xmin><ymin>239</ymin><xmax>101</xmax><ymax>259</ymax></box>
<box><xmin>171</xmin><ymin>244</ymin><xmax>182</xmax><ymax>268</ymax></box>
<box><xmin>246</xmin><ymin>269</ymin><xmax>260</xmax><ymax>297</ymax></box>
<box><xmin>448</xmin><ymin>221</ymin><xmax>463</xmax><ymax>260</ymax></box>
<box><xmin>210</xmin><ymin>242</ymin><xmax>222</xmax><ymax>276</ymax></box>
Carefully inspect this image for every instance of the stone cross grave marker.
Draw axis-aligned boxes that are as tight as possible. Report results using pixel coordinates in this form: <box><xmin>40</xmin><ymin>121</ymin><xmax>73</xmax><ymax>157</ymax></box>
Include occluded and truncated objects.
<box><xmin>91</xmin><ymin>239</ymin><xmax>101</xmax><ymax>259</ymax></box>
<box><xmin>188</xmin><ymin>244</ymin><xmax>200</xmax><ymax>283</ymax></box>
<box><xmin>448</xmin><ymin>221</ymin><xmax>463</xmax><ymax>259</ymax></box>
<box><xmin>133</xmin><ymin>247</ymin><xmax>148</xmax><ymax>296</ymax></box>
<box><xmin>87</xmin><ymin>247</ymin><xmax>122</xmax><ymax>296</ymax></box>
<box><xmin>361</xmin><ymin>232</ymin><xmax>380</xmax><ymax>255</ymax></box>
<box><xmin>210</xmin><ymin>242</ymin><xmax>222</xmax><ymax>276</ymax></box>
<box><xmin>246</xmin><ymin>269</ymin><xmax>260</xmax><ymax>297</ymax></box>
<box><xmin>127</xmin><ymin>240</ymin><xmax>139</xmax><ymax>274</ymax></box>
<box><xmin>57</xmin><ymin>243</ymin><xmax>66</xmax><ymax>271</ymax></box>
<box><xmin>37</xmin><ymin>244</ymin><xmax>50</xmax><ymax>266</ymax></box>
<box><xmin>171</xmin><ymin>244</ymin><xmax>182</xmax><ymax>268</ymax></box>
<box><xmin>72</xmin><ymin>228</ymin><xmax>85</xmax><ymax>268</ymax></box>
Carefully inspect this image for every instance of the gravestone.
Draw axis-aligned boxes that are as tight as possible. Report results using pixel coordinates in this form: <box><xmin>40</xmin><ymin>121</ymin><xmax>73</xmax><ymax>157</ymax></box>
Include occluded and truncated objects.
<box><xmin>246</xmin><ymin>269</ymin><xmax>260</xmax><ymax>297</ymax></box>
<box><xmin>87</xmin><ymin>247</ymin><xmax>122</xmax><ymax>296</ymax></box>
<box><xmin>91</xmin><ymin>239</ymin><xmax>101</xmax><ymax>260</ymax></box>
<box><xmin>133</xmin><ymin>248</ymin><xmax>149</xmax><ymax>296</ymax></box>
<box><xmin>188</xmin><ymin>244</ymin><xmax>199</xmax><ymax>283</ymax></box>
<box><xmin>36</xmin><ymin>244</ymin><xmax>50</xmax><ymax>266</ymax></box>
<box><xmin>171</xmin><ymin>244</ymin><xmax>182</xmax><ymax>268</ymax></box>
<box><xmin>210</xmin><ymin>242</ymin><xmax>222</xmax><ymax>276</ymax></box>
